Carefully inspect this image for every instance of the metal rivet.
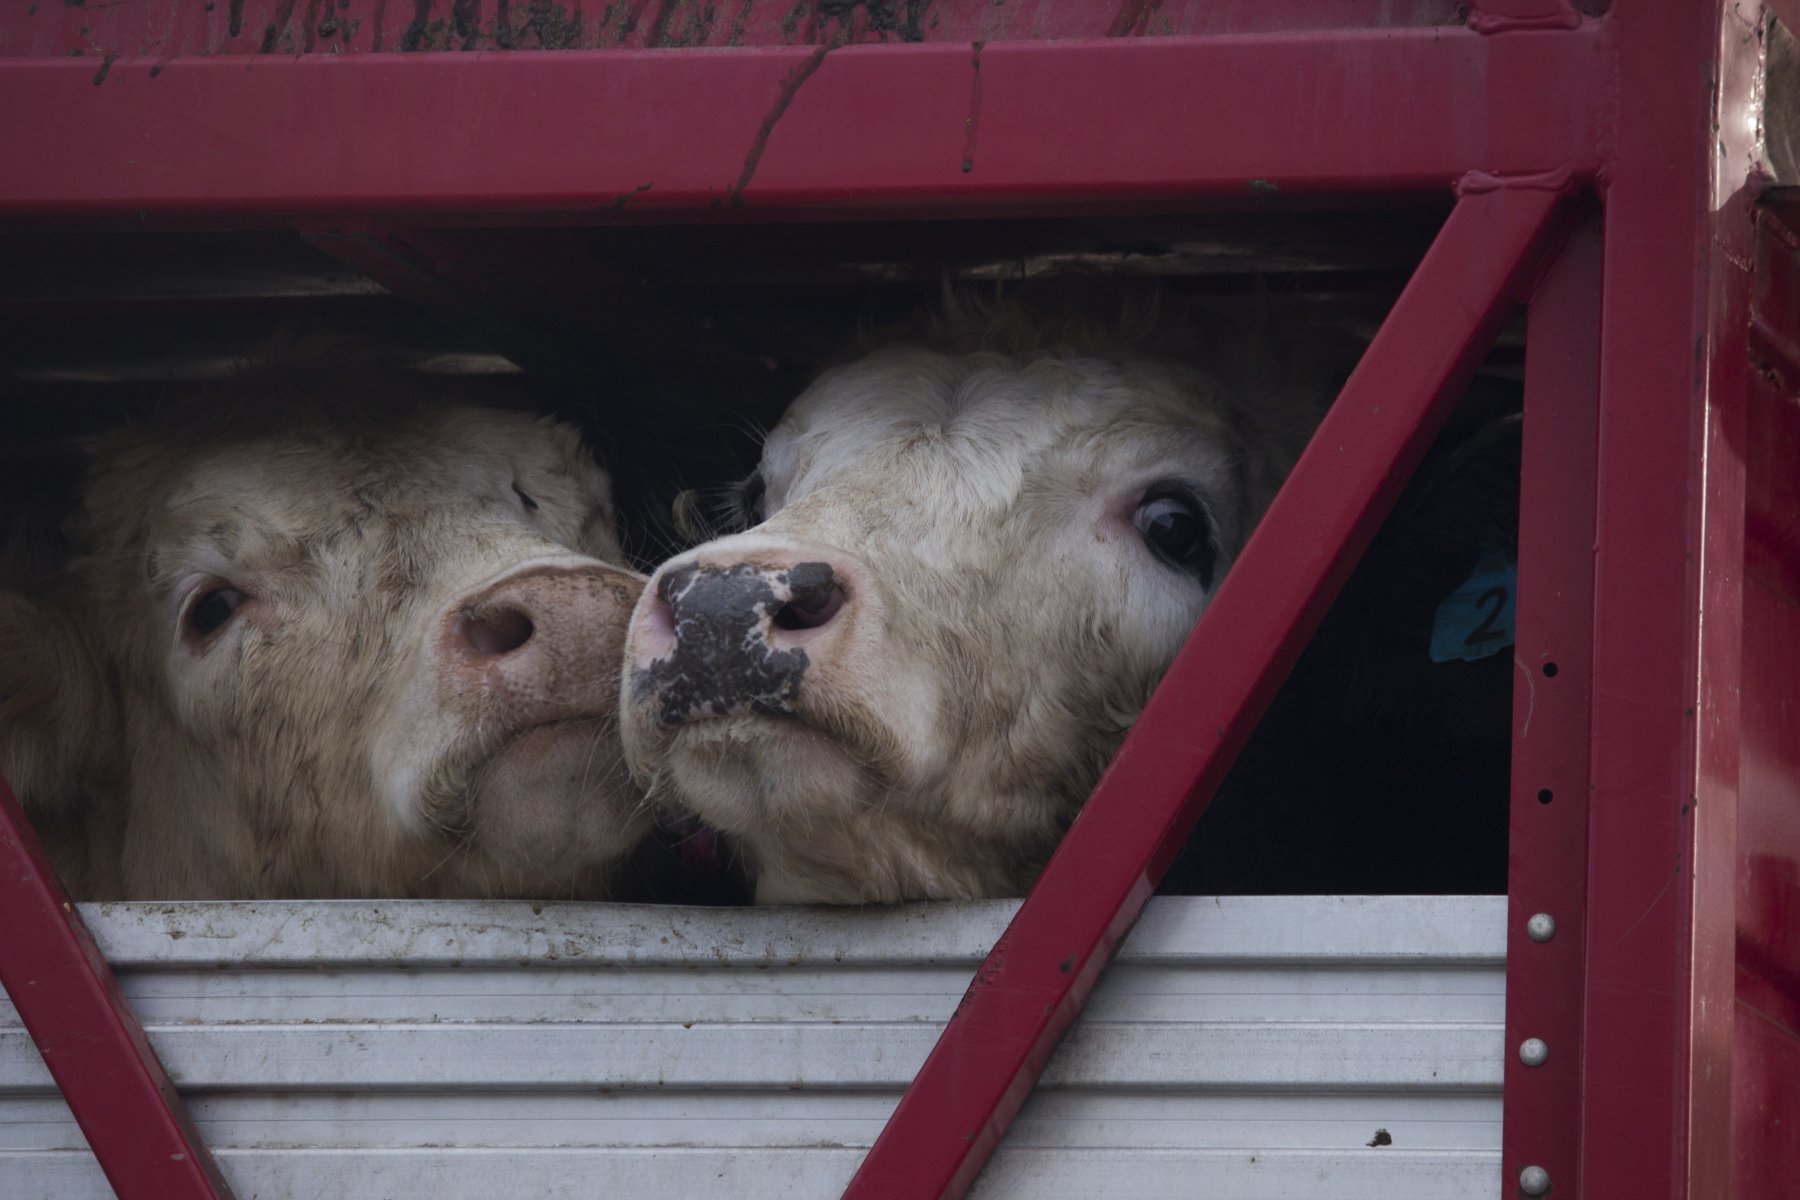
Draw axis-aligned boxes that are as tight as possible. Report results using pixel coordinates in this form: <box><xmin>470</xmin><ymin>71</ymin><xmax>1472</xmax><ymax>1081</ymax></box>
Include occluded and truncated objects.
<box><xmin>1519</xmin><ymin>1164</ymin><xmax>1551</xmax><ymax>1195</ymax></box>
<box><xmin>1527</xmin><ymin>913</ymin><xmax>1556</xmax><ymax>942</ymax></box>
<box><xmin>1519</xmin><ymin>1038</ymin><xmax>1549</xmax><ymax>1067</ymax></box>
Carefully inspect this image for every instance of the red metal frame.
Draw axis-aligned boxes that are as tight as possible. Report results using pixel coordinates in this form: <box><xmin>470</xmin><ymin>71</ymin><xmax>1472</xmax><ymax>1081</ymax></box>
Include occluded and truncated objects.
<box><xmin>1577</xmin><ymin>6</ymin><xmax>1758</xmax><ymax>1197</ymax></box>
<box><xmin>0</xmin><ymin>3</ymin><xmax>1788</xmax><ymax>1197</ymax></box>
<box><xmin>0</xmin><ymin>780</ymin><xmax>232</xmax><ymax>1199</ymax></box>
<box><xmin>0</xmin><ymin>0</ymin><xmax>1494</xmax><ymax>57</ymax></box>
<box><xmin>844</xmin><ymin>181</ymin><xmax>1574</xmax><ymax>1198</ymax></box>
<box><xmin>0</xmin><ymin>28</ymin><xmax>1602</xmax><ymax>224</ymax></box>
<box><xmin>1738</xmin><ymin>197</ymin><xmax>1800</xmax><ymax>1200</ymax></box>
<box><xmin>1500</xmin><ymin>213</ymin><xmax>1600</xmax><ymax>1192</ymax></box>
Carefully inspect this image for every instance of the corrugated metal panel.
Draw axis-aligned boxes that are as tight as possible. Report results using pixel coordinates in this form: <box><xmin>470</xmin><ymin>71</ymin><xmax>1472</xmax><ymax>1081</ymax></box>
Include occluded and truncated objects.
<box><xmin>0</xmin><ymin>895</ymin><xmax>1504</xmax><ymax>1198</ymax></box>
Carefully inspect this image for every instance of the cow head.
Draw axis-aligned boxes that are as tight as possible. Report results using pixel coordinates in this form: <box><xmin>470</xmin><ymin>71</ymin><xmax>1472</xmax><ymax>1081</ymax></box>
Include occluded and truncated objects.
<box><xmin>0</xmin><ymin>358</ymin><xmax>649</xmax><ymax>899</ymax></box>
<box><xmin>621</xmin><ymin>294</ymin><xmax>1335</xmax><ymax>902</ymax></box>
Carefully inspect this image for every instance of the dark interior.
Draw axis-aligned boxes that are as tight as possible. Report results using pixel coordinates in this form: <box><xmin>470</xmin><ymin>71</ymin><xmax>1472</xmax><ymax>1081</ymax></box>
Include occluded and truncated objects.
<box><xmin>0</xmin><ymin>204</ymin><xmax>1517</xmax><ymax>897</ymax></box>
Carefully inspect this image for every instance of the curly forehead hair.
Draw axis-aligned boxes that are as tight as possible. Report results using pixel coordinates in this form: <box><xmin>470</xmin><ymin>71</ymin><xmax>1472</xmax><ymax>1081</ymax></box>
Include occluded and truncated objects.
<box><xmin>849</xmin><ymin>276</ymin><xmax>1352</xmax><ymax>492</ymax></box>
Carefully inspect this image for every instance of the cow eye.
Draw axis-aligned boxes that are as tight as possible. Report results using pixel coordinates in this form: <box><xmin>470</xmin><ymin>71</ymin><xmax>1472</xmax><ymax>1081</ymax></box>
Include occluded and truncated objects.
<box><xmin>512</xmin><ymin>483</ymin><xmax>539</xmax><ymax>512</ymax></box>
<box><xmin>1134</xmin><ymin>488</ymin><xmax>1217</xmax><ymax>589</ymax></box>
<box><xmin>738</xmin><ymin>471</ymin><xmax>768</xmax><ymax>527</ymax></box>
<box><xmin>185</xmin><ymin>586</ymin><xmax>245</xmax><ymax>639</ymax></box>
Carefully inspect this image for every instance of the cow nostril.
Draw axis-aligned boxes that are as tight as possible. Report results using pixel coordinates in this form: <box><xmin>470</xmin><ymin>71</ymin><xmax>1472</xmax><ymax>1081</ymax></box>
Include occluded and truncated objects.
<box><xmin>643</xmin><ymin>592</ymin><xmax>676</xmax><ymax>641</ymax></box>
<box><xmin>772</xmin><ymin>584</ymin><xmax>846</xmax><ymax>632</ymax></box>
<box><xmin>459</xmin><ymin>606</ymin><xmax>535</xmax><ymax>657</ymax></box>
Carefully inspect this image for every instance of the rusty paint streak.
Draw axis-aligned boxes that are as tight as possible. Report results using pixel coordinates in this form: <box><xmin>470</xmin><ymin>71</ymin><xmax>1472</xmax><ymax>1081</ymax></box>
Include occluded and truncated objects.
<box><xmin>227</xmin><ymin>0</ymin><xmax>245</xmax><ymax>36</ymax></box>
<box><xmin>618</xmin><ymin>0</ymin><xmax>657</xmax><ymax>44</ymax></box>
<box><xmin>90</xmin><ymin>52</ymin><xmax>116</xmax><ymax>85</ymax></box>
<box><xmin>727</xmin><ymin>0</ymin><xmax>753</xmax><ymax>46</ymax></box>
<box><xmin>816</xmin><ymin>0</ymin><xmax>929</xmax><ymax>43</ymax></box>
<box><xmin>260</xmin><ymin>0</ymin><xmax>301</xmax><ymax>53</ymax></box>
<box><xmin>611</xmin><ymin>180</ymin><xmax>656</xmax><ymax>209</ymax></box>
<box><xmin>1104</xmin><ymin>0</ymin><xmax>1158</xmax><ymax>38</ymax></box>
<box><xmin>728</xmin><ymin>43</ymin><xmax>833</xmax><ymax>207</ymax></box>
<box><xmin>496</xmin><ymin>1</ymin><xmax>589</xmax><ymax>51</ymax></box>
<box><xmin>778</xmin><ymin>0</ymin><xmax>805</xmax><ymax>40</ymax></box>
<box><xmin>400</xmin><ymin>0</ymin><xmax>433</xmax><ymax>50</ymax></box>
<box><xmin>648</xmin><ymin>0</ymin><xmax>682</xmax><ymax>46</ymax></box>
<box><xmin>961</xmin><ymin>40</ymin><xmax>983</xmax><ymax>174</ymax></box>
<box><xmin>451</xmin><ymin>0</ymin><xmax>480</xmax><ymax>49</ymax></box>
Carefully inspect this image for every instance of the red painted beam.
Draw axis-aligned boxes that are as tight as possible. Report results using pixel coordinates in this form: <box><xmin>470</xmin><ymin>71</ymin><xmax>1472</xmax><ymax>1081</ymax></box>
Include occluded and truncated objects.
<box><xmin>0</xmin><ymin>0</ymin><xmax>1471</xmax><ymax>59</ymax></box>
<box><xmin>0</xmin><ymin>29</ymin><xmax>1604</xmax><ymax>227</ymax></box>
<box><xmin>1501</xmin><ymin>215</ymin><xmax>1600</xmax><ymax>1192</ymax></box>
<box><xmin>843</xmin><ymin>182</ymin><xmax>1573</xmax><ymax>1200</ymax></box>
<box><xmin>0</xmin><ymin>776</ymin><xmax>231</xmax><ymax>1199</ymax></box>
<box><xmin>1735</xmin><ymin>367</ymin><xmax>1800</xmax><ymax>1199</ymax></box>
<box><xmin>1578</xmin><ymin>2</ymin><xmax>1757</xmax><ymax>1195</ymax></box>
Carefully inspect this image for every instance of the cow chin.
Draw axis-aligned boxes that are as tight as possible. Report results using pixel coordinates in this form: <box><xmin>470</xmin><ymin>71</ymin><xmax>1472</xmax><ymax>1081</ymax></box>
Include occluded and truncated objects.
<box><xmin>462</xmin><ymin>718</ymin><xmax>648</xmax><ymax>873</ymax></box>
<box><xmin>650</xmin><ymin>713</ymin><xmax>882</xmax><ymax>835</ymax></box>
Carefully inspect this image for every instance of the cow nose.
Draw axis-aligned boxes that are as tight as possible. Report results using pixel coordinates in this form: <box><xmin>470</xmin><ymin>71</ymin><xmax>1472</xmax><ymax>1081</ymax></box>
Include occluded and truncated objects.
<box><xmin>650</xmin><ymin>560</ymin><xmax>846</xmax><ymax>650</ymax></box>
<box><xmin>631</xmin><ymin>558</ymin><xmax>850</xmax><ymax>726</ymax></box>
<box><xmin>452</xmin><ymin>605</ymin><xmax>535</xmax><ymax>660</ymax></box>
<box><xmin>445</xmin><ymin>564</ymin><xmax>645</xmax><ymax>717</ymax></box>
<box><xmin>769</xmin><ymin>564</ymin><xmax>847</xmax><ymax>633</ymax></box>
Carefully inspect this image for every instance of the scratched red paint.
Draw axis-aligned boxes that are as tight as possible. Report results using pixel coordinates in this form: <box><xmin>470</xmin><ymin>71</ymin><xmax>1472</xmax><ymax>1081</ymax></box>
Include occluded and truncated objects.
<box><xmin>0</xmin><ymin>3</ymin><xmax>1788</xmax><ymax>1199</ymax></box>
<box><xmin>0</xmin><ymin>0</ymin><xmax>1466</xmax><ymax>59</ymax></box>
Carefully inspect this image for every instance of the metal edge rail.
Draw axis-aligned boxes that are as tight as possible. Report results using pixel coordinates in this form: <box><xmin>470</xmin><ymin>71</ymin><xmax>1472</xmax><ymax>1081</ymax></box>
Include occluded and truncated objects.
<box><xmin>0</xmin><ymin>777</ymin><xmax>232</xmax><ymax>1199</ymax></box>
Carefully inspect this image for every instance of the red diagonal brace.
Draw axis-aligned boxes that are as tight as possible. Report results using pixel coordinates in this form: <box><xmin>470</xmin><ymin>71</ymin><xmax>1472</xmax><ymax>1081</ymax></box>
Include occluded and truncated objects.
<box><xmin>0</xmin><ymin>776</ymin><xmax>232</xmax><ymax>1199</ymax></box>
<box><xmin>842</xmin><ymin>182</ymin><xmax>1574</xmax><ymax>1200</ymax></box>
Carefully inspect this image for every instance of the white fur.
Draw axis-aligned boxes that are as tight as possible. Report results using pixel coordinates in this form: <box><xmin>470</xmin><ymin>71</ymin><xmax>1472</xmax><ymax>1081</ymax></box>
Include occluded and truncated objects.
<box><xmin>2</xmin><ymin>372</ymin><xmax>649</xmax><ymax>901</ymax></box>
<box><xmin>624</xmin><ymin>304</ymin><xmax>1334</xmax><ymax>904</ymax></box>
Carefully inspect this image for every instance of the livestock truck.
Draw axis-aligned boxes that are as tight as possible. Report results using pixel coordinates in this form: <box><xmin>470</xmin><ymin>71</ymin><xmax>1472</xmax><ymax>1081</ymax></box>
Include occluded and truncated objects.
<box><xmin>0</xmin><ymin>2</ymin><xmax>1794</xmax><ymax>1197</ymax></box>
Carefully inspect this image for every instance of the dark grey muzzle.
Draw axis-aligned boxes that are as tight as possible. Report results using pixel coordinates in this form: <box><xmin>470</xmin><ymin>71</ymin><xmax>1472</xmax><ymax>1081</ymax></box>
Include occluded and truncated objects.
<box><xmin>633</xmin><ymin>561</ymin><xmax>841</xmax><ymax>726</ymax></box>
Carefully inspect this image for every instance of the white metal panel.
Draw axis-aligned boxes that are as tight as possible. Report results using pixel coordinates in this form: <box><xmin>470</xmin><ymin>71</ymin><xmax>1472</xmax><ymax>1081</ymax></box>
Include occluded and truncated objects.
<box><xmin>7</xmin><ymin>1147</ymin><xmax>1503</xmax><ymax>1200</ymax></box>
<box><xmin>0</xmin><ymin>895</ymin><xmax>1506</xmax><ymax>1199</ymax></box>
<box><xmin>12</xmin><ymin>893</ymin><xmax>1503</xmax><ymax>966</ymax></box>
<box><xmin>0</xmin><ymin>1092</ymin><xmax>1504</xmax><ymax>1152</ymax></box>
<box><xmin>0</xmin><ymin>1019</ymin><xmax>1500</xmax><ymax>1091</ymax></box>
<box><xmin>6</xmin><ymin>1147</ymin><xmax>1500</xmax><ymax>1200</ymax></box>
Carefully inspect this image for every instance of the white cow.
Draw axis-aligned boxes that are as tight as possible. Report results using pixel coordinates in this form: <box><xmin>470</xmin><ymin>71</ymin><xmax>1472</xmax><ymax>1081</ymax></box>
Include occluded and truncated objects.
<box><xmin>1</xmin><ymin>350</ymin><xmax>649</xmax><ymax>900</ymax></box>
<box><xmin>620</xmin><ymin>290</ymin><xmax>1339</xmax><ymax>903</ymax></box>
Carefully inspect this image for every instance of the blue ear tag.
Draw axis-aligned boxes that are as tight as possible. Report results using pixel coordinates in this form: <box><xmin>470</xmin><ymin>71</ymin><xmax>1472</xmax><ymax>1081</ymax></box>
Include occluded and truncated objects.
<box><xmin>1430</xmin><ymin>548</ymin><xmax>1517</xmax><ymax>664</ymax></box>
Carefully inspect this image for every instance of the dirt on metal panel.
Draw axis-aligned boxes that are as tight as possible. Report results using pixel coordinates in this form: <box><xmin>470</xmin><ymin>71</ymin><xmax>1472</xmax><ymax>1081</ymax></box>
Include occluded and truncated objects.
<box><xmin>2</xmin><ymin>1</ymin><xmax>1467</xmax><ymax>61</ymax></box>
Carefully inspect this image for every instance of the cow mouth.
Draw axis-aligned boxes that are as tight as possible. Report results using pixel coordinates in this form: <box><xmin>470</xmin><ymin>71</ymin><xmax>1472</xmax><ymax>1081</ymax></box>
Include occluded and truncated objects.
<box><xmin>642</xmin><ymin>707</ymin><xmax>899</xmax><ymax>838</ymax></box>
<box><xmin>426</xmin><ymin>715</ymin><xmax>638</xmax><ymax>835</ymax></box>
<box><xmin>664</xmin><ymin>707</ymin><xmax>824</xmax><ymax>746</ymax></box>
<box><xmin>470</xmin><ymin>715</ymin><xmax>626</xmax><ymax>790</ymax></box>
<box><xmin>456</xmin><ymin>714</ymin><xmax>647</xmax><ymax>870</ymax></box>
<box><xmin>639</xmin><ymin>669</ymin><xmax>913</xmax><ymax>781</ymax></box>
<box><xmin>485</xmin><ymin>714</ymin><xmax>612</xmax><ymax>756</ymax></box>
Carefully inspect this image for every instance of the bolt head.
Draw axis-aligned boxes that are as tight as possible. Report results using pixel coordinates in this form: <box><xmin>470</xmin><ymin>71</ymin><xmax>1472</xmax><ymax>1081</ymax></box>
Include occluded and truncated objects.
<box><xmin>1519</xmin><ymin>1037</ymin><xmax>1549</xmax><ymax>1067</ymax></box>
<box><xmin>1519</xmin><ymin>1164</ymin><xmax>1551</xmax><ymax>1195</ymax></box>
<box><xmin>1527</xmin><ymin>913</ymin><xmax>1556</xmax><ymax>942</ymax></box>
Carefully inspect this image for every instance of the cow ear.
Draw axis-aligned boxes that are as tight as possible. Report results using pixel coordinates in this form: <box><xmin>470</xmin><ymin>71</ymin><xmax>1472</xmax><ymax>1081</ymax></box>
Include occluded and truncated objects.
<box><xmin>0</xmin><ymin>589</ymin><xmax>119</xmax><ymax>816</ymax></box>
